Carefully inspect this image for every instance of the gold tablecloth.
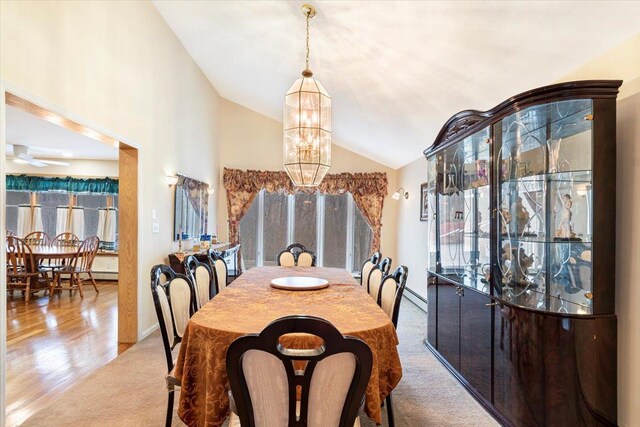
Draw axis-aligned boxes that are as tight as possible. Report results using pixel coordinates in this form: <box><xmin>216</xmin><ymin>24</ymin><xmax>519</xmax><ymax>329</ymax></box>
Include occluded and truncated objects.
<box><xmin>175</xmin><ymin>266</ymin><xmax>402</xmax><ymax>427</ymax></box>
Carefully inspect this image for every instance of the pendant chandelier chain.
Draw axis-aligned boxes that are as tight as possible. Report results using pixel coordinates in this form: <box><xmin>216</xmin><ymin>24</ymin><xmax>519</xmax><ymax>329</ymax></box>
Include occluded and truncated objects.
<box><xmin>305</xmin><ymin>11</ymin><xmax>311</xmax><ymax>71</ymax></box>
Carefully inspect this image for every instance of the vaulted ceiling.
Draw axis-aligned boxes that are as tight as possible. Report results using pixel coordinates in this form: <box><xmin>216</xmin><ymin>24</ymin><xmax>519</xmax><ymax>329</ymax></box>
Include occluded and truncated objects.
<box><xmin>153</xmin><ymin>1</ymin><xmax>640</xmax><ymax>168</ymax></box>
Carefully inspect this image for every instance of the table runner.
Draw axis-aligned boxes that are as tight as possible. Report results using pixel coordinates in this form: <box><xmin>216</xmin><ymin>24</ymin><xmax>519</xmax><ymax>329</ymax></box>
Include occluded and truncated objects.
<box><xmin>175</xmin><ymin>266</ymin><xmax>402</xmax><ymax>426</ymax></box>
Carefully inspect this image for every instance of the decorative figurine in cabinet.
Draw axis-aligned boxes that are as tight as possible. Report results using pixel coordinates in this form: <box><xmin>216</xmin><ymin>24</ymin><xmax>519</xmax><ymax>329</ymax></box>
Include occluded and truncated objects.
<box><xmin>424</xmin><ymin>81</ymin><xmax>620</xmax><ymax>427</ymax></box>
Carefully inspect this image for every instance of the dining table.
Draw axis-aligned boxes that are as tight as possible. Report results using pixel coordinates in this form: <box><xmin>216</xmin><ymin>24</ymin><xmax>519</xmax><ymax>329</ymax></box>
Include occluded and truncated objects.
<box><xmin>174</xmin><ymin>266</ymin><xmax>403</xmax><ymax>427</ymax></box>
<box><xmin>29</xmin><ymin>245</ymin><xmax>79</xmax><ymax>263</ymax></box>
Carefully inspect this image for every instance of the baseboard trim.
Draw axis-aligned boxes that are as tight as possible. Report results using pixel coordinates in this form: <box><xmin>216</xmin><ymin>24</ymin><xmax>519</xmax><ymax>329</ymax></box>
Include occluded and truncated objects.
<box><xmin>423</xmin><ymin>340</ymin><xmax>512</xmax><ymax>427</ymax></box>
<box><xmin>140</xmin><ymin>323</ymin><xmax>159</xmax><ymax>341</ymax></box>
<box><xmin>404</xmin><ymin>287</ymin><xmax>428</xmax><ymax>312</ymax></box>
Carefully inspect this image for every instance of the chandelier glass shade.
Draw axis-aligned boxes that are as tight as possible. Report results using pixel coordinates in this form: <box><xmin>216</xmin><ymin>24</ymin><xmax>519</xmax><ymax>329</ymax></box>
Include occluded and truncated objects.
<box><xmin>283</xmin><ymin>5</ymin><xmax>331</xmax><ymax>187</ymax></box>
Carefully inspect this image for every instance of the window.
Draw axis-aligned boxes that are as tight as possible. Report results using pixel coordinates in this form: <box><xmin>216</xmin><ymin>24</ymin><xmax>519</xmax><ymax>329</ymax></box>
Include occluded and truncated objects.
<box><xmin>239</xmin><ymin>190</ymin><xmax>372</xmax><ymax>273</ymax></box>
<box><xmin>5</xmin><ymin>191</ymin><xmax>119</xmax><ymax>244</ymax></box>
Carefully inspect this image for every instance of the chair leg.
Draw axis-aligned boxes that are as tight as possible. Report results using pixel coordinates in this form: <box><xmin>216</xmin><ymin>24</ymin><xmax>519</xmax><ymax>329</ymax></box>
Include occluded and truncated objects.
<box><xmin>166</xmin><ymin>389</ymin><xmax>175</xmax><ymax>427</ymax></box>
<box><xmin>25</xmin><ymin>277</ymin><xmax>31</xmax><ymax>304</ymax></box>
<box><xmin>386</xmin><ymin>393</ymin><xmax>395</xmax><ymax>427</ymax></box>
<box><xmin>88</xmin><ymin>272</ymin><xmax>99</xmax><ymax>293</ymax></box>
<box><xmin>76</xmin><ymin>274</ymin><xmax>84</xmax><ymax>298</ymax></box>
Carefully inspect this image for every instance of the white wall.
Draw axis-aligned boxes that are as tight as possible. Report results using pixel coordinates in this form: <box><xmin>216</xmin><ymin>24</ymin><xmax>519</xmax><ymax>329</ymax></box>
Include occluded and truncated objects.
<box><xmin>0</xmin><ymin>0</ymin><xmax>221</xmax><ymax>347</ymax></box>
<box><xmin>217</xmin><ymin>98</ymin><xmax>398</xmax><ymax>262</ymax></box>
<box><xmin>557</xmin><ymin>33</ymin><xmax>640</xmax><ymax>427</ymax></box>
<box><xmin>6</xmin><ymin>158</ymin><xmax>119</xmax><ymax>177</ymax></box>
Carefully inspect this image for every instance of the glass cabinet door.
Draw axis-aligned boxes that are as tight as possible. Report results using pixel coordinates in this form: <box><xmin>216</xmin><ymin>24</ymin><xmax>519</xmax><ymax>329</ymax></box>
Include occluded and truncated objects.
<box><xmin>436</xmin><ymin>127</ymin><xmax>491</xmax><ymax>293</ymax></box>
<box><xmin>496</xmin><ymin>99</ymin><xmax>593</xmax><ymax>314</ymax></box>
<box><xmin>426</xmin><ymin>156</ymin><xmax>437</xmax><ymax>272</ymax></box>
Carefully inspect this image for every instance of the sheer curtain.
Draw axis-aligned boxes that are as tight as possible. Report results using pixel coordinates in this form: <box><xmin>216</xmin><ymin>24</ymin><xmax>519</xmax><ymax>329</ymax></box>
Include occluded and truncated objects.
<box><xmin>16</xmin><ymin>204</ymin><xmax>43</xmax><ymax>237</ymax></box>
<box><xmin>97</xmin><ymin>207</ymin><xmax>117</xmax><ymax>250</ymax></box>
<box><xmin>55</xmin><ymin>206</ymin><xmax>85</xmax><ymax>239</ymax></box>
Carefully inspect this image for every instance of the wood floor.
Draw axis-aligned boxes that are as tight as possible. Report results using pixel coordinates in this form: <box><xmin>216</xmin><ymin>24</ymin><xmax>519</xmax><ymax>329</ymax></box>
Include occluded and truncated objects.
<box><xmin>6</xmin><ymin>281</ymin><xmax>129</xmax><ymax>427</ymax></box>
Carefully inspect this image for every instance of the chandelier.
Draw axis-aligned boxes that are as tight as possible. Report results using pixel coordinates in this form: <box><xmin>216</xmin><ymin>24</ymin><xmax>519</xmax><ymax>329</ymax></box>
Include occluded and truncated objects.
<box><xmin>283</xmin><ymin>4</ymin><xmax>331</xmax><ymax>187</ymax></box>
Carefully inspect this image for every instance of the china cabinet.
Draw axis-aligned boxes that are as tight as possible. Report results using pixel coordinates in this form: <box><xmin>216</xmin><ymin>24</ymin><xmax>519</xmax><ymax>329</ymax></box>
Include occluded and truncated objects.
<box><xmin>424</xmin><ymin>80</ymin><xmax>620</xmax><ymax>426</ymax></box>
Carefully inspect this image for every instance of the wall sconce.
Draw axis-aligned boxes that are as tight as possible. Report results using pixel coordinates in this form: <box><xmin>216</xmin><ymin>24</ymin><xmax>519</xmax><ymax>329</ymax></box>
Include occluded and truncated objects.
<box><xmin>166</xmin><ymin>175</ymin><xmax>179</xmax><ymax>187</ymax></box>
<box><xmin>207</xmin><ymin>187</ymin><xmax>215</xmax><ymax>195</ymax></box>
<box><xmin>392</xmin><ymin>188</ymin><xmax>409</xmax><ymax>200</ymax></box>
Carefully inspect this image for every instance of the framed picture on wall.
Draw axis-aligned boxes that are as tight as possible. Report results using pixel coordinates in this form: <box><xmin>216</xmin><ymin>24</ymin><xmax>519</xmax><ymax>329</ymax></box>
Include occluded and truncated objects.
<box><xmin>420</xmin><ymin>183</ymin><xmax>429</xmax><ymax>221</ymax></box>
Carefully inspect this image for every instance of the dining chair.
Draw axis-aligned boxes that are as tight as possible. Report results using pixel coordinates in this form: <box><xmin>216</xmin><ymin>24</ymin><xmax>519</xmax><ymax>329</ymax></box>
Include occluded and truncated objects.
<box><xmin>226</xmin><ymin>315</ymin><xmax>373</xmax><ymax>427</ymax></box>
<box><xmin>209</xmin><ymin>250</ymin><xmax>228</xmax><ymax>293</ymax></box>
<box><xmin>183</xmin><ymin>255</ymin><xmax>215</xmax><ymax>311</ymax></box>
<box><xmin>379</xmin><ymin>257</ymin><xmax>393</xmax><ymax>275</ymax></box>
<box><xmin>277</xmin><ymin>243</ymin><xmax>317</xmax><ymax>267</ymax></box>
<box><xmin>377</xmin><ymin>265</ymin><xmax>408</xmax><ymax>427</ymax></box>
<box><xmin>51</xmin><ymin>236</ymin><xmax>100</xmax><ymax>298</ymax></box>
<box><xmin>50</xmin><ymin>232</ymin><xmax>80</xmax><ymax>247</ymax></box>
<box><xmin>150</xmin><ymin>264</ymin><xmax>196</xmax><ymax>427</ymax></box>
<box><xmin>367</xmin><ymin>265</ymin><xmax>384</xmax><ymax>303</ymax></box>
<box><xmin>23</xmin><ymin>231</ymin><xmax>50</xmax><ymax>247</ymax></box>
<box><xmin>360</xmin><ymin>252</ymin><xmax>382</xmax><ymax>287</ymax></box>
<box><xmin>6</xmin><ymin>236</ymin><xmax>50</xmax><ymax>303</ymax></box>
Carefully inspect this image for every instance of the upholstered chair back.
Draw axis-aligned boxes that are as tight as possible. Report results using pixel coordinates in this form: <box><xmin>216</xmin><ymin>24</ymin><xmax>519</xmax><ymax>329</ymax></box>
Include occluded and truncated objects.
<box><xmin>378</xmin><ymin>266</ymin><xmax>409</xmax><ymax>328</ymax></box>
<box><xmin>367</xmin><ymin>266</ymin><xmax>384</xmax><ymax>302</ymax></box>
<box><xmin>227</xmin><ymin>315</ymin><xmax>373</xmax><ymax>427</ymax></box>
<box><xmin>150</xmin><ymin>264</ymin><xmax>195</xmax><ymax>372</ymax></box>
<box><xmin>184</xmin><ymin>255</ymin><xmax>215</xmax><ymax>310</ymax></box>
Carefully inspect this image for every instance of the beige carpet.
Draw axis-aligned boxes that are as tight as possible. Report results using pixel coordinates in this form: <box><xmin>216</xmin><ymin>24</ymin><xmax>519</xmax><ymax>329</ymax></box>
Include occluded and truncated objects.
<box><xmin>22</xmin><ymin>299</ymin><xmax>498</xmax><ymax>427</ymax></box>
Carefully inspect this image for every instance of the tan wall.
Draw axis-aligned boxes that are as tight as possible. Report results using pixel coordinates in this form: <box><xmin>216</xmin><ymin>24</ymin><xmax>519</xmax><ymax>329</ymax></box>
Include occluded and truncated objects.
<box><xmin>557</xmin><ymin>33</ymin><xmax>640</xmax><ymax>427</ymax></box>
<box><xmin>0</xmin><ymin>1</ymin><xmax>221</xmax><ymax>340</ymax></box>
<box><xmin>395</xmin><ymin>157</ymin><xmax>429</xmax><ymax>297</ymax></box>
<box><xmin>6</xmin><ymin>159</ymin><xmax>119</xmax><ymax>177</ymax></box>
<box><xmin>217</xmin><ymin>98</ymin><xmax>398</xmax><ymax>261</ymax></box>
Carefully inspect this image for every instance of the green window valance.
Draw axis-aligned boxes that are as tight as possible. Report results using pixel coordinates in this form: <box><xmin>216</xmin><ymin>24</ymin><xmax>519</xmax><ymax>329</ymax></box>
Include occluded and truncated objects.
<box><xmin>6</xmin><ymin>174</ymin><xmax>119</xmax><ymax>194</ymax></box>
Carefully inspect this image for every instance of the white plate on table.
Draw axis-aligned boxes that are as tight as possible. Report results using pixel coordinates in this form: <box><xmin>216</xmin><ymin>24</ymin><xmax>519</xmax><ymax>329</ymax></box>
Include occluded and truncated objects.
<box><xmin>270</xmin><ymin>276</ymin><xmax>330</xmax><ymax>291</ymax></box>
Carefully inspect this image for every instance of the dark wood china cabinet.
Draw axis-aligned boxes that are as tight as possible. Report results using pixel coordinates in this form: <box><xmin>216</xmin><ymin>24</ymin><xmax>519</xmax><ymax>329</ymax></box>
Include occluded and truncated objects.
<box><xmin>424</xmin><ymin>80</ymin><xmax>621</xmax><ymax>426</ymax></box>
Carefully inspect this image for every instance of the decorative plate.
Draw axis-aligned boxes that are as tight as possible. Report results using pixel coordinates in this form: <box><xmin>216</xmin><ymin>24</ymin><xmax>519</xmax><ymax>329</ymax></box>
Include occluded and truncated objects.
<box><xmin>270</xmin><ymin>276</ymin><xmax>330</xmax><ymax>291</ymax></box>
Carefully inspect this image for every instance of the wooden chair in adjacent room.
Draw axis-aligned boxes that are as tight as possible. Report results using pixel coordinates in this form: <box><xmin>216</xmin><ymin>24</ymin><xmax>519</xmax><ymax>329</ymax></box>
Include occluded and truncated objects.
<box><xmin>209</xmin><ymin>250</ymin><xmax>229</xmax><ymax>294</ymax></box>
<box><xmin>51</xmin><ymin>236</ymin><xmax>100</xmax><ymax>298</ymax></box>
<box><xmin>150</xmin><ymin>264</ymin><xmax>196</xmax><ymax>427</ymax></box>
<box><xmin>23</xmin><ymin>231</ymin><xmax>49</xmax><ymax>247</ymax></box>
<box><xmin>50</xmin><ymin>232</ymin><xmax>80</xmax><ymax>247</ymax></box>
<box><xmin>226</xmin><ymin>315</ymin><xmax>373</xmax><ymax>427</ymax></box>
<box><xmin>360</xmin><ymin>251</ymin><xmax>381</xmax><ymax>287</ymax></box>
<box><xmin>377</xmin><ymin>265</ymin><xmax>409</xmax><ymax>427</ymax></box>
<box><xmin>184</xmin><ymin>254</ymin><xmax>215</xmax><ymax>311</ymax></box>
<box><xmin>6</xmin><ymin>236</ymin><xmax>50</xmax><ymax>303</ymax></box>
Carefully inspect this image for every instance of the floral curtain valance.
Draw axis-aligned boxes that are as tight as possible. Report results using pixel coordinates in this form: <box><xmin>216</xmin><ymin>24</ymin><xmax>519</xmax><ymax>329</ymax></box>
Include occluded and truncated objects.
<box><xmin>223</xmin><ymin>167</ymin><xmax>388</xmax><ymax>252</ymax></box>
<box><xmin>6</xmin><ymin>174</ymin><xmax>119</xmax><ymax>194</ymax></box>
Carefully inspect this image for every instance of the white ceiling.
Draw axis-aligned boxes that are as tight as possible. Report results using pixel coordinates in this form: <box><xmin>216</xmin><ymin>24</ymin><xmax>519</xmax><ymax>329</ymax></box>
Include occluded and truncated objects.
<box><xmin>155</xmin><ymin>1</ymin><xmax>640</xmax><ymax>168</ymax></box>
<box><xmin>5</xmin><ymin>105</ymin><xmax>118</xmax><ymax>160</ymax></box>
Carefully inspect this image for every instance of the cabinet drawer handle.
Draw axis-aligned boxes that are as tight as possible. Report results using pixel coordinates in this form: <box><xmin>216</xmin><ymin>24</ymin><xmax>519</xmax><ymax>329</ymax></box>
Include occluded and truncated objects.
<box><xmin>486</xmin><ymin>302</ymin><xmax>499</xmax><ymax>307</ymax></box>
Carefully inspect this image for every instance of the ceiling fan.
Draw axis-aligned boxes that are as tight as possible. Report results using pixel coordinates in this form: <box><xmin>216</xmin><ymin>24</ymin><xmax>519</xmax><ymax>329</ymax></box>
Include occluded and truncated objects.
<box><xmin>6</xmin><ymin>144</ymin><xmax>71</xmax><ymax>167</ymax></box>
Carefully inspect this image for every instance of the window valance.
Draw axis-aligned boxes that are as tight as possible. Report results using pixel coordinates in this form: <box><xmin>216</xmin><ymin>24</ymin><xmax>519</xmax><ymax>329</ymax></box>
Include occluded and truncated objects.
<box><xmin>223</xmin><ymin>167</ymin><xmax>387</xmax><ymax>252</ymax></box>
<box><xmin>6</xmin><ymin>174</ymin><xmax>119</xmax><ymax>194</ymax></box>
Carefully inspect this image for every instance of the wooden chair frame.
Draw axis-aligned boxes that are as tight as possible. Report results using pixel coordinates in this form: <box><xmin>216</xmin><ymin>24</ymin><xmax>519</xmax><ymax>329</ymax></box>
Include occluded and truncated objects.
<box><xmin>376</xmin><ymin>265</ymin><xmax>408</xmax><ymax>427</ymax></box>
<box><xmin>150</xmin><ymin>264</ymin><xmax>196</xmax><ymax>427</ymax></box>
<box><xmin>6</xmin><ymin>236</ymin><xmax>50</xmax><ymax>303</ymax></box>
<box><xmin>379</xmin><ymin>257</ymin><xmax>393</xmax><ymax>275</ymax></box>
<box><xmin>227</xmin><ymin>315</ymin><xmax>373</xmax><ymax>427</ymax></box>
<box><xmin>51</xmin><ymin>236</ymin><xmax>100</xmax><ymax>298</ymax></box>
<box><xmin>23</xmin><ymin>231</ymin><xmax>50</xmax><ymax>247</ymax></box>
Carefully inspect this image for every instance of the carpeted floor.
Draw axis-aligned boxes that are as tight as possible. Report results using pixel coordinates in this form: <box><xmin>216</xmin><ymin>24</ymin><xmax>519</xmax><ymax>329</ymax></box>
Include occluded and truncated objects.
<box><xmin>22</xmin><ymin>299</ymin><xmax>498</xmax><ymax>427</ymax></box>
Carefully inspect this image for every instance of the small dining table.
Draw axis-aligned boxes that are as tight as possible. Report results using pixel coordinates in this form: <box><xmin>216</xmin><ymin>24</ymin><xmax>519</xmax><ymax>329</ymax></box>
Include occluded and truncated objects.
<box><xmin>29</xmin><ymin>245</ymin><xmax>79</xmax><ymax>263</ymax></box>
<box><xmin>175</xmin><ymin>266</ymin><xmax>403</xmax><ymax>427</ymax></box>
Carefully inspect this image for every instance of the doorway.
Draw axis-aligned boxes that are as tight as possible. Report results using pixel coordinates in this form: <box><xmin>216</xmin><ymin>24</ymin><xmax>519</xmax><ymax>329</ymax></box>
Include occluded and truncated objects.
<box><xmin>1</xmin><ymin>91</ymin><xmax>139</xmax><ymax>426</ymax></box>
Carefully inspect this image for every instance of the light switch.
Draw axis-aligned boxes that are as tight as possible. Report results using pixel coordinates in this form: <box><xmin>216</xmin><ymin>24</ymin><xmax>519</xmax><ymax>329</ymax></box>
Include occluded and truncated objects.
<box><xmin>152</xmin><ymin>223</ymin><xmax>160</xmax><ymax>233</ymax></box>
<box><xmin>152</xmin><ymin>209</ymin><xmax>157</xmax><ymax>220</ymax></box>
